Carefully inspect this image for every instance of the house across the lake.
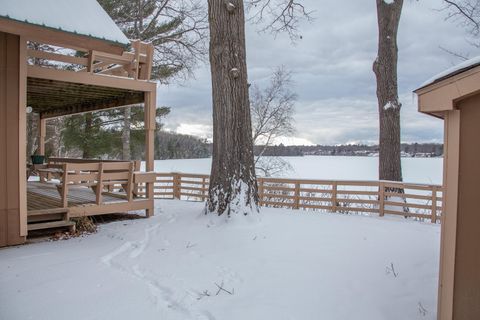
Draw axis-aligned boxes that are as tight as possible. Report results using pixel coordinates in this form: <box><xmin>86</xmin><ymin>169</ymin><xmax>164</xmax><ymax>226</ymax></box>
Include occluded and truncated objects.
<box><xmin>0</xmin><ymin>0</ymin><xmax>157</xmax><ymax>247</ymax></box>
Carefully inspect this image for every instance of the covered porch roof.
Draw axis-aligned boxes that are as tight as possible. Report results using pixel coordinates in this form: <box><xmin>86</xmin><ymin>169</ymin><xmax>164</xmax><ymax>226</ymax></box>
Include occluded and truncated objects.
<box><xmin>28</xmin><ymin>77</ymin><xmax>145</xmax><ymax>119</ymax></box>
<box><xmin>26</xmin><ymin>38</ymin><xmax>157</xmax><ymax>119</ymax></box>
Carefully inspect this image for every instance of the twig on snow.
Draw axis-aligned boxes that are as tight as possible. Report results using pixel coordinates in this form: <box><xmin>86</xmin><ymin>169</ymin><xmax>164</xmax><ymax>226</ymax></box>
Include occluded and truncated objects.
<box><xmin>215</xmin><ymin>281</ymin><xmax>234</xmax><ymax>295</ymax></box>
<box><xmin>418</xmin><ymin>302</ymin><xmax>428</xmax><ymax>316</ymax></box>
<box><xmin>186</xmin><ymin>241</ymin><xmax>197</xmax><ymax>248</ymax></box>
<box><xmin>386</xmin><ymin>262</ymin><xmax>399</xmax><ymax>278</ymax></box>
<box><xmin>197</xmin><ymin>290</ymin><xmax>211</xmax><ymax>300</ymax></box>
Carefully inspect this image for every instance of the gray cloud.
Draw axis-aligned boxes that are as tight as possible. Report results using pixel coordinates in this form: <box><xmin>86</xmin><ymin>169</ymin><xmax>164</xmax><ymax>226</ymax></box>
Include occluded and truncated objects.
<box><xmin>157</xmin><ymin>0</ymin><xmax>472</xmax><ymax>145</ymax></box>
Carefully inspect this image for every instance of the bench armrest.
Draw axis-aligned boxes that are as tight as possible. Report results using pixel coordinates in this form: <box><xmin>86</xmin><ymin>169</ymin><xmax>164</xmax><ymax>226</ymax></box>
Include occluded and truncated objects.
<box><xmin>133</xmin><ymin>172</ymin><xmax>157</xmax><ymax>184</ymax></box>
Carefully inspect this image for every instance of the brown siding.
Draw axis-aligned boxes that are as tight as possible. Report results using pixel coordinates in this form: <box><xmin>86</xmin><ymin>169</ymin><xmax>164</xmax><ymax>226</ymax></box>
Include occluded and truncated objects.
<box><xmin>453</xmin><ymin>96</ymin><xmax>480</xmax><ymax>319</ymax></box>
<box><xmin>0</xmin><ymin>31</ymin><xmax>26</xmax><ymax>247</ymax></box>
<box><xmin>0</xmin><ymin>32</ymin><xmax>7</xmax><ymax>246</ymax></box>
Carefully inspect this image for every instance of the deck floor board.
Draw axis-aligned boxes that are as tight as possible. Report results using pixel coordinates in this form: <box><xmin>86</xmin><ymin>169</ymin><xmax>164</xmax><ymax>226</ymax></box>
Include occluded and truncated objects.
<box><xmin>27</xmin><ymin>182</ymin><xmax>128</xmax><ymax>212</ymax></box>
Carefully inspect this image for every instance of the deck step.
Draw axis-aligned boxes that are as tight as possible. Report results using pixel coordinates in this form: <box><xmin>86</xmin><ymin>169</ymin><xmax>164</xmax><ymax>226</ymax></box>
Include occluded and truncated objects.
<box><xmin>28</xmin><ymin>208</ymin><xmax>69</xmax><ymax>217</ymax></box>
<box><xmin>28</xmin><ymin>220</ymin><xmax>76</xmax><ymax>232</ymax></box>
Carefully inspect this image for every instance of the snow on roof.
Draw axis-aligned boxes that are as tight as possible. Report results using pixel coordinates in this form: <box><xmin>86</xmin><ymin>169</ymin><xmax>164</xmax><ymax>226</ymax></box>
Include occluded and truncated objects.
<box><xmin>420</xmin><ymin>55</ymin><xmax>480</xmax><ymax>89</ymax></box>
<box><xmin>0</xmin><ymin>0</ymin><xmax>129</xmax><ymax>46</ymax></box>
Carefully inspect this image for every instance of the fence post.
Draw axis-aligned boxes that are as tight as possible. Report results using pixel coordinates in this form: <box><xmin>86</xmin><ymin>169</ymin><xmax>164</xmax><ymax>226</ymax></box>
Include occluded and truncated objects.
<box><xmin>379</xmin><ymin>181</ymin><xmax>385</xmax><ymax>217</ymax></box>
<box><xmin>431</xmin><ymin>186</ymin><xmax>437</xmax><ymax>223</ymax></box>
<box><xmin>294</xmin><ymin>182</ymin><xmax>300</xmax><ymax>210</ymax></box>
<box><xmin>202</xmin><ymin>177</ymin><xmax>207</xmax><ymax>200</ymax></box>
<box><xmin>172</xmin><ymin>173</ymin><xmax>181</xmax><ymax>200</ymax></box>
<box><xmin>258</xmin><ymin>178</ymin><xmax>264</xmax><ymax>207</ymax></box>
<box><xmin>331</xmin><ymin>182</ymin><xmax>337</xmax><ymax>212</ymax></box>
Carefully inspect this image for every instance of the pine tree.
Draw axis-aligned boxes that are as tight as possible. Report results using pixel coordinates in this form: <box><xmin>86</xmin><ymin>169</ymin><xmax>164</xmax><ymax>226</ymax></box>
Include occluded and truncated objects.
<box><xmin>98</xmin><ymin>0</ymin><xmax>208</xmax><ymax>160</ymax></box>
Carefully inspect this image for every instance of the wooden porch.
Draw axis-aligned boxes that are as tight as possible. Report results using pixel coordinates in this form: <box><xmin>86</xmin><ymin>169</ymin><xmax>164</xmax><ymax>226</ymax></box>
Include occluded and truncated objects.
<box><xmin>26</xmin><ymin>159</ymin><xmax>156</xmax><ymax>233</ymax></box>
<box><xmin>0</xmin><ymin>6</ymin><xmax>159</xmax><ymax>246</ymax></box>
<box><xmin>28</xmin><ymin>182</ymin><xmax>131</xmax><ymax>213</ymax></box>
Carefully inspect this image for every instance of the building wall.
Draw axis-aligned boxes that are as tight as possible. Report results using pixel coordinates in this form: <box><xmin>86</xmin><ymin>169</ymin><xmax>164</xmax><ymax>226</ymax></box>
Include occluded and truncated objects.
<box><xmin>0</xmin><ymin>31</ymin><xmax>26</xmax><ymax>247</ymax></box>
<box><xmin>438</xmin><ymin>109</ymin><xmax>460</xmax><ymax>320</ymax></box>
<box><xmin>452</xmin><ymin>96</ymin><xmax>480</xmax><ymax>319</ymax></box>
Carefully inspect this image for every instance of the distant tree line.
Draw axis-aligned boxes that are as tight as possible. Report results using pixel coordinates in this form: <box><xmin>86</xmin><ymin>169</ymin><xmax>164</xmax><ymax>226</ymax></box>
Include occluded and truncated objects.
<box><xmin>252</xmin><ymin>143</ymin><xmax>443</xmax><ymax>157</ymax></box>
<box><xmin>155</xmin><ymin>131</ymin><xmax>210</xmax><ymax>160</ymax></box>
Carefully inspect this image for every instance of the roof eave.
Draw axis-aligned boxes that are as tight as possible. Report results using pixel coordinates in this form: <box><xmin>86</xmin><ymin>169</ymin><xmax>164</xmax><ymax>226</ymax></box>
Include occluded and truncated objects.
<box><xmin>0</xmin><ymin>17</ymin><xmax>127</xmax><ymax>55</ymax></box>
<box><xmin>415</xmin><ymin>64</ymin><xmax>480</xmax><ymax>118</ymax></box>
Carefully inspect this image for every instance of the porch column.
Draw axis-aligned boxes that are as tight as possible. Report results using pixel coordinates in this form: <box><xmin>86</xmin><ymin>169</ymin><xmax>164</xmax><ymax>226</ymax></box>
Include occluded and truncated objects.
<box><xmin>0</xmin><ymin>32</ymin><xmax>27</xmax><ymax>247</ymax></box>
<box><xmin>144</xmin><ymin>89</ymin><xmax>156</xmax><ymax>217</ymax></box>
<box><xmin>38</xmin><ymin>117</ymin><xmax>46</xmax><ymax>155</ymax></box>
<box><xmin>144</xmin><ymin>90</ymin><xmax>156</xmax><ymax>172</ymax></box>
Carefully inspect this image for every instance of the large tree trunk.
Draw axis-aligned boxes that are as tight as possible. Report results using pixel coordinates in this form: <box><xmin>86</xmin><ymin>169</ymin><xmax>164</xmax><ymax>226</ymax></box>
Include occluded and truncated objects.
<box><xmin>27</xmin><ymin>112</ymin><xmax>39</xmax><ymax>157</ymax></box>
<box><xmin>48</xmin><ymin>118</ymin><xmax>63</xmax><ymax>157</ymax></box>
<box><xmin>373</xmin><ymin>0</ymin><xmax>404</xmax><ymax>182</ymax></box>
<box><xmin>206</xmin><ymin>0</ymin><xmax>258</xmax><ymax>216</ymax></box>
<box><xmin>122</xmin><ymin>107</ymin><xmax>131</xmax><ymax>160</ymax></box>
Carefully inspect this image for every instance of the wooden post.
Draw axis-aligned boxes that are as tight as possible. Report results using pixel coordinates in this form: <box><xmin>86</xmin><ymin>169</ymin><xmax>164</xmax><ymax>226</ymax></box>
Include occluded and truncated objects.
<box><xmin>0</xmin><ymin>33</ymin><xmax>27</xmax><ymax>246</ymax></box>
<box><xmin>87</xmin><ymin>50</ymin><xmax>95</xmax><ymax>73</ymax></box>
<box><xmin>431</xmin><ymin>186</ymin><xmax>438</xmax><ymax>223</ymax></box>
<box><xmin>144</xmin><ymin>43</ymin><xmax>154</xmax><ymax>80</ymax></box>
<box><xmin>202</xmin><ymin>177</ymin><xmax>207</xmax><ymax>200</ymax></box>
<box><xmin>133</xmin><ymin>160</ymin><xmax>141</xmax><ymax>196</ymax></box>
<box><xmin>18</xmin><ymin>36</ymin><xmax>27</xmax><ymax>239</ymax></box>
<box><xmin>131</xmin><ymin>40</ymin><xmax>141</xmax><ymax>80</ymax></box>
<box><xmin>143</xmin><ymin>89</ymin><xmax>156</xmax><ymax>228</ymax></box>
<box><xmin>293</xmin><ymin>182</ymin><xmax>300</xmax><ymax>210</ymax></box>
<box><xmin>38</xmin><ymin>117</ymin><xmax>46</xmax><ymax>155</ymax></box>
<box><xmin>146</xmin><ymin>180</ymin><xmax>154</xmax><ymax>217</ymax></box>
<box><xmin>144</xmin><ymin>90</ymin><xmax>156</xmax><ymax>172</ymax></box>
<box><xmin>258</xmin><ymin>178</ymin><xmax>264</xmax><ymax>207</ymax></box>
<box><xmin>126</xmin><ymin>162</ymin><xmax>134</xmax><ymax>202</ymax></box>
<box><xmin>60</xmin><ymin>163</ymin><xmax>69</xmax><ymax>208</ymax></box>
<box><xmin>331</xmin><ymin>182</ymin><xmax>338</xmax><ymax>212</ymax></box>
<box><xmin>95</xmin><ymin>162</ymin><xmax>104</xmax><ymax>205</ymax></box>
<box><xmin>172</xmin><ymin>173</ymin><xmax>181</xmax><ymax>199</ymax></box>
<box><xmin>379</xmin><ymin>181</ymin><xmax>385</xmax><ymax>217</ymax></box>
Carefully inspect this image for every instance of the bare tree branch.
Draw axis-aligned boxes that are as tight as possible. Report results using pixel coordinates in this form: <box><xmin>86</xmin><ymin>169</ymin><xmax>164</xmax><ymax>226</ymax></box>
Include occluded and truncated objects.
<box><xmin>439</xmin><ymin>45</ymin><xmax>470</xmax><ymax>61</ymax></box>
<box><xmin>250</xmin><ymin>66</ymin><xmax>296</xmax><ymax>176</ymax></box>
<box><xmin>245</xmin><ymin>0</ymin><xmax>313</xmax><ymax>39</ymax></box>
<box><xmin>440</xmin><ymin>0</ymin><xmax>480</xmax><ymax>59</ymax></box>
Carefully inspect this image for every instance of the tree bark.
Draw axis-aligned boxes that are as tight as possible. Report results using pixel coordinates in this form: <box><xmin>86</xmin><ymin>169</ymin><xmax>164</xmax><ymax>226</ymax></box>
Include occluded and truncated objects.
<box><xmin>122</xmin><ymin>107</ymin><xmax>131</xmax><ymax>161</ymax></box>
<box><xmin>206</xmin><ymin>0</ymin><xmax>258</xmax><ymax>216</ymax></box>
<box><xmin>373</xmin><ymin>0</ymin><xmax>404</xmax><ymax>182</ymax></box>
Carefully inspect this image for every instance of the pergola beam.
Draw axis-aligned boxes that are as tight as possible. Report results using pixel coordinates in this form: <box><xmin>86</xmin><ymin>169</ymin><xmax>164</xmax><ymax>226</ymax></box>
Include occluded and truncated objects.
<box><xmin>39</xmin><ymin>94</ymin><xmax>144</xmax><ymax>119</ymax></box>
<box><xmin>28</xmin><ymin>65</ymin><xmax>157</xmax><ymax>92</ymax></box>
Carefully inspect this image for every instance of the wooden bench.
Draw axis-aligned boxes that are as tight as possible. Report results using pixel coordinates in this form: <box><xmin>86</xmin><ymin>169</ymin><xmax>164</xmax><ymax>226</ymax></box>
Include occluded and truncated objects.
<box><xmin>40</xmin><ymin>157</ymin><xmax>141</xmax><ymax>182</ymax></box>
<box><xmin>55</xmin><ymin>161</ymin><xmax>135</xmax><ymax>208</ymax></box>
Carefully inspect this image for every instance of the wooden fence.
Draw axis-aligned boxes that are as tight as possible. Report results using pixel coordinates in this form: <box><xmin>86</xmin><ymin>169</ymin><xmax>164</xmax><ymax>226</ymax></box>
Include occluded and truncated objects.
<box><xmin>139</xmin><ymin>172</ymin><xmax>443</xmax><ymax>223</ymax></box>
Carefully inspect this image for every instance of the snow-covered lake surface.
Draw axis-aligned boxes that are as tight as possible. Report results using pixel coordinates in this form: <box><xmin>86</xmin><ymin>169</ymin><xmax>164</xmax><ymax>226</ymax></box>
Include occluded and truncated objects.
<box><xmin>0</xmin><ymin>200</ymin><xmax>440</xmax><ymax>320</ymax></box>
<box><xmin>151</xmin><ymin>156</ymin><xmax>443</xmax><ymax>185</ymax></box>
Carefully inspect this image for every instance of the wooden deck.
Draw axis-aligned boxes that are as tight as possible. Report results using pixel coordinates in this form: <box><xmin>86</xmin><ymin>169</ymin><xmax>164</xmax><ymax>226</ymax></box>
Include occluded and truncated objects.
<box><xmin>28</xmin><ymin>181</ymin><xmax>129</xmax><ymax>213</ymax></box>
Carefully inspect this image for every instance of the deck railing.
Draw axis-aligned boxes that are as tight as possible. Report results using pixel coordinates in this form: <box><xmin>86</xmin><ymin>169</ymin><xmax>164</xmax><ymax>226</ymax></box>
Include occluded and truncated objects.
<box><xmin>139</xmin><ymin>172</ymin><xmax>443</xmax><ymax>223</ymax></box>
<box><xmin>27</xmin><ymin>39</ymin><xmax>154</xmax><ymax>80</ymax></box>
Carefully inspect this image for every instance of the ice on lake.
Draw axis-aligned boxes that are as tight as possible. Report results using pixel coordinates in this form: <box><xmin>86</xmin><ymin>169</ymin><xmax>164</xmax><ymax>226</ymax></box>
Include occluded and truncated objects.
<box><xmin>148</xmin><ymin>156</ymin><xmax>443</xmax><ymax>185</ymax></box>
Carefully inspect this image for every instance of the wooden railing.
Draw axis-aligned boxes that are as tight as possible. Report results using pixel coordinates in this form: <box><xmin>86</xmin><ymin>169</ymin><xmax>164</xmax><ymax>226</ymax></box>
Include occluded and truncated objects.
<box><xmin>138</xmin><ymin>173</ymin><xmax>443</xmax><ymax>223</ymax></box>
<box><xmin>27</xmin><ymin>39</ymin><xmax>154</xmax><ymax>80</ymax></box>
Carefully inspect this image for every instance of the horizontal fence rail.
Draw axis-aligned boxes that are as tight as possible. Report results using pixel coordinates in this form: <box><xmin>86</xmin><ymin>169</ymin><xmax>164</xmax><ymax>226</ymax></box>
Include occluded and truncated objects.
<box><xmin>138</xmin><ymin>173</ymin><xmax>443</xmax><ymax>223</ymax></box>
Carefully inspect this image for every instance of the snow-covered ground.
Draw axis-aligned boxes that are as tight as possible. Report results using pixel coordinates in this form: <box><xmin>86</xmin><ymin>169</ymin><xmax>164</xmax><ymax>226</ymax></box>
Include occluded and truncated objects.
<box><xmin>151</xmin><ymin>156</ymin><xmax>443</xmax><ymax>185</ymax></box>
<box><xmin>0</xmin><ymin>200</ymin><xmax>440</xmax><ymax>320</ymax></box>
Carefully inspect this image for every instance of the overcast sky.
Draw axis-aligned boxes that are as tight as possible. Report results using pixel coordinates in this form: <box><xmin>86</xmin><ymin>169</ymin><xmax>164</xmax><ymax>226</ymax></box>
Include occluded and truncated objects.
<box><xmin>157</xmin><ymin>0</ymin><xmax>475</xmax><ymax>146</ymax></box>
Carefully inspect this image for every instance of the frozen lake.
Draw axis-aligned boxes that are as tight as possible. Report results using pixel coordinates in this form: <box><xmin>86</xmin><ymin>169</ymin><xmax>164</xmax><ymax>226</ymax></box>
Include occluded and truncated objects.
<box><xmin>150</xmin><ymin>156</ymin><xmax>443</xmax><ymax>185</ymax></box>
